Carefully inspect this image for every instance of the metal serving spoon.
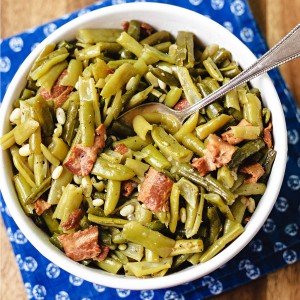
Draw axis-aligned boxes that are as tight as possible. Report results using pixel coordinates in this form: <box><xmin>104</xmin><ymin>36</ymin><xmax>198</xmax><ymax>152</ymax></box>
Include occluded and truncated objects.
<box><xmin>118</xmin><ymin>24</ymin><xmax>300</xmax><ymax>126</ymax></box>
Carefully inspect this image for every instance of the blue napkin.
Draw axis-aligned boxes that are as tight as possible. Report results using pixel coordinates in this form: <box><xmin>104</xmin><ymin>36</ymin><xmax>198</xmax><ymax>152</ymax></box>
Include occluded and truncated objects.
<box><xmin>1</xmin><ymin>1</ymin><xmax>300</xmax><ymax>299</ymax></box>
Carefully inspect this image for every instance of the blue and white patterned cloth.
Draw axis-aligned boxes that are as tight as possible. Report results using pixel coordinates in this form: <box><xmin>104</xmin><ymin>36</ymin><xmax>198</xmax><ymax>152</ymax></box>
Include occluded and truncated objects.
<box><xmin>1</xmin><ymin>1</ymin><xmax>300</xmax><ymax>299</ymax></box>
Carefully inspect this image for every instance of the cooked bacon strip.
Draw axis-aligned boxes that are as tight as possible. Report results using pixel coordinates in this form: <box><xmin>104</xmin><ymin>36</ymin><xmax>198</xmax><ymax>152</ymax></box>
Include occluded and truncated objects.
<box><xmin>174</xmin><ymin>98</ymin><xmax>189</xmax><ymax>111</ymax></box>
<box><xmin>61</xmin><ymin>208</ymin><xmax>84</xmax><ymax>231</ymax></box>
<box><xmin>137</xmin><ymin>167</ymin><xmax>174</xmax><ymax>213</ymax></box>
<box><xmin>263</xmin><ymin>122</ymin><xmax>273</xmax><ymax>149</ymax></box>
<box><xmin>121</xmin><ymin>180</ymin><xmax>138</xmax><ymax>197</ymax></box>
<box><xmin>40</xmin><ymin>69</ymin><xmax>73</xmax><ymax>108</ymax></box>
<box><xmin>240</xmin><ymin>162</ymin><xmax>265</xmax><ymax>183</ymax></box>
<box><xmin>114</xmin><ymin>143</ymin><xmax>129</xmax><ymax>155</ymax></box>
<box><xmin>94</xmin><ymin>245</ymin><xmax>110</xmax><ymax>262</ymax></box>
<box><xmin>221</xmin><ymin>119</ymin><xmax>252</xmax><ymax>145</ymax></box>
<box><xmin>64</xmin><ymin>124</ymin><xmax>106</xmax><ymax>176</ymax></box>
<box><xmin>57</xmin><ymin>226</ymin><xmax>101</xmax><ymax>262</ymax></box>
<box><xmin>192</xmin><ymin>134</ymin><xmax>236</xmax><ymax>176</ymax></box>
<box><xmin>34</xmin><ymin>199</ymin><xmax>51</xmax><ymax>216</ymax></box>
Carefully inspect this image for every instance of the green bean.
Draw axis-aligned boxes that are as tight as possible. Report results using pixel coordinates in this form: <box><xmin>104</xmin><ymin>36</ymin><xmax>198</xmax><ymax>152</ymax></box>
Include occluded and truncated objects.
<box><xmin>243</xmin><ymin>93</ymin><xmax>263</xmax><ymax>131</ymax></box>
<box><xmin>174</xmin><ymin>163</ymin><xmax>236</xmax><ymax>205</ymax></box>
<box><xmin>41</xmin><ymin>144</ymin><xmax>60</xmax><ymax>167</ymax></box>
<box><xmin>52</xmin><ymin>184</ymin><xmax>82</xmax><ymax>223</ymax></box>
<box><xmin>14</xmin><ymin>118</ymin><xmax>39</xmax><ymax>145</ymax></box>
<box><xmin>141</xmin><ymin>44</ymin><xmax>174</xmax><ymax>65</ymax></box>
<box><xmin>169</xmin><ymin>183</ymin><xmax>180</xmax><ymax>234</ymax></box>
<box><xmin>104</xmin><ymin>180</ymin><xmax>121</xmax><ymax>216</ymax></box>
<box><xmin>207</xmin><ymin>207</ymin><xmax>222</xmax><ymax>245</ymax></box>
<box><xmin>231</xmin><ymin>125</ymin><xmax>260</xmax><ymax>140</ymax></box>
<box><xmin>113</xmin><ymin>135</ymin><xmax>152</xmax><ymax>151</ymax></box>
<box><xmin>47</xmin><ymin>167</ymin><xmax>73</xmax><ymax>205</ymax></box>
<box><xmin>122</xmin><ymin>221</ymin><xmax>175</xmax><ymax>258</ymax></box>
<box><xmin>29</xmin><ymin>124</ymin><xmax>42</xmax><ymax>155</ymax></box>
<box><xmin>30</xmin><ymin>47</ymin><xmax>69</xmax><ymax>81</ymax></box>
<box><xmin>196</xmin><ymin>114</ymin><xmax>232</xmax><ymax>140</ymax></box>
<box><xmin>104</xmin><ymin>90</ymin><xmax>123</xmax><ymax>128</ymax></box>
<box><xmin>174</xmin><ymin>112</ymin><xmax>199</xmax><ymax>143</ymax></box>
<box><xmin>76</xmin><ymin>28</ymin><xmax>123</xmax><ymax>43</ymax></box>
<box><xmin>181</xmin><ymin>133</ymin><xmax>205</xmax><ymax>157</ymax></box>
<box><xmin>154</xmin><ymin>41</ymin><xmax>172</xmax><ymax>52</ymax></box>
<box><xmin>200</xmin><ymin>222</ymin><xmax>244</xmax><ymax>263</ymax></box>
<box><xmin>42</xmin><ymin>208</ymin><xmax>60</xmax><ymax>234</ymax></box>
<box><xmin>127</xmin><ymin>20</ymin><xmax>141</xmax><ymax>40</ymax></box>
<box><xmin>125</xmin><ymin>85</ymin><xmax>154</xmax><ymax>109</ymax></box>
<box><xmin>228</xmin><ymin>138</ymin><xmax>265</xmax><ymax>169</ymax></box>
<box><xmin>212</xmin><ymin>48</ymin><xmax>232</xmax><ymax>65</ymax></box>
<box><xmin>141</xmin><ymin>144</ymin><xmax>172</xmax><ymax>170</ymax></box>
<box><xmin>62</xmin><ymin>92</ymin><xmax>80</xmax><ymax>145</ymax></box>
<box><xmin>223</xmin><ymin>78</ymin><xmax>240</xmax><ymax>111</ymax></box>
<box><xmin>170</xmin><ymin>239</ymin><xmax>203</xmax><ymax>256</ymax></box>
<box><xmin>150</xmin><ymin>67</ymin><xmax>180</xmax><ymax>87</ymax></box>
<box><xmin>217</xmin><ymin>165</ymin><xmax>235</xmax><ymax>189</ymax></box>
<box><xmin>125</xmin><ymin>258</ymin><xmax>172</xmax><ymax>277</ymax></box>
<box><xmin>176</xmin><ymin>66</ymin><xmax>202</xmax><ymax>104</ymax></box>
<box><xmin>33</xmin><ymin>153</ymin><xmax>48</xmax><ymax>186</ymax></box>
<box><xmin>92</xmin><ymin>157</ymin><xmax>135</xmax><ymax>181</ymax></box>
<box><xmin>11</xmin><ymin>146</ymin><xmax>36</xmax><ymax>188</ymax></box>
<box><xmin>60</xmin><ymin>59</ymin><xmax>83</xmax><ymax>87</ymax></box>
<box><xmin>203</xmin><ymin>57</ymin><xmax>223</xmax><ymax>81</ymax></box>
<box><xmin>151</xmin><ymin>126</ymin><xmax>193</xmax><ymax>163</ymax></box>
<box><xmin>141</xmin><ymin>31</ymin><xmax>172</xmax><ymax>46</ymax></box>
<box><xmin>25</xmin><ymin>176</ymin><xmax>52</xmax><ymax>204</ymax></box>
<box><xmin>96</xmin><ymin>257</ymin><xmax>123</xmax><ymax>275</ymax></box>
<box><xmin>88</xmin><ymin>214</ymin><xmax>129</xmax><ymax>228</ymax></box>
<box><xmin>223</xmin><ymin>197</ymin><xmax>247</xmax><ymax>234</ymax></box>
<box><xmin>0</xmin><ymin>129</ymin><xmax>16</xmax><ymax>150</ymax></box>
<box><xmin>234</xmin><ymin>183</ymin><xmax>267</xmax><ymax>196</ymax></box>
<box><xmin>79</xmin><ymin>99</ymin><xmax>95</xmax><ymax>147</ymax></box>
<box><xmin>120</xmin><ymin>242</ymin><xmax>144</xmax><ymax>262</ymax></box>
<box><xmin>101</xmin><ymin>63</ymin><xmax>136</xmax><ymax>99</ymax></box>
<box><xmin>48</xmin><ymin>137</ymin><xmax>69</xmax><ymax>162</ymax></box>
<box><xmin>201</xmin><ymin>44</ymin><xmax>219</xmax><ymax>62</ymax></box>
<box><xmin>13</xmin><ymin>174</ymin><xmax>34</xmax><ymax>215</ymax></box>
<box><xmin>175</xmin><ymin>31</ymin><xmax>195</xmax><ymax>68</ymax></box>
<box><xmin>117</xmin><ymin>31</ymin><xmax>143</xmax><ymax>57</ymax></box>
<box><xmin>164</xmin><ymin>86</ymin><xmax>182</xmax><ymax>107</ymax></box>
<box><xmin>75</xmin><ymin>44</ymin><xmax>101</xmax><ymax>61</ymax></box>
<box><xmin>260</xmin><ymin>149</ymin><xmax>276</xmax><ymax>183</ymax></box>
<box><xmin>204</xmin><ymin>193</ymin><xmax>234</xmax><ymax>221</ymax></box>
<box><xmin>134</xmin><ymin>203</ymin><xmax>152</xmax><ymax>225</ymax></box>
<box><xmin>125</xmin><ymin>158</ymin><xmax>149</xmax><ymax>177</ymax></box>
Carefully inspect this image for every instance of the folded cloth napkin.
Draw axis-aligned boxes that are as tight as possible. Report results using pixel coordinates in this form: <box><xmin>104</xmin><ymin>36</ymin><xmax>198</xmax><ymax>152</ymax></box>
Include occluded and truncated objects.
<box><xmin>1</xmin><ymin>0</ymin><xmax>300</xmax><ymax>299</ymax></box>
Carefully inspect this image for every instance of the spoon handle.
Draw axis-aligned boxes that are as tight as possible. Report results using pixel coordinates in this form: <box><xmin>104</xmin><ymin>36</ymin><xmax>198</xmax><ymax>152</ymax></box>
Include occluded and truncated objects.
<box><xmin>180</xmin><ymin>23</ymin><xmax>300</xmax><ymax>121</ymax></box>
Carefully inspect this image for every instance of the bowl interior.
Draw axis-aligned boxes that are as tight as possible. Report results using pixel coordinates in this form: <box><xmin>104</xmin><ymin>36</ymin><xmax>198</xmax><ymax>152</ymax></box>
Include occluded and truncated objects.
<box><xmin>0</xmin><ymin>2</ymin><xmax>287</xmax><ymax>290</ymax></box>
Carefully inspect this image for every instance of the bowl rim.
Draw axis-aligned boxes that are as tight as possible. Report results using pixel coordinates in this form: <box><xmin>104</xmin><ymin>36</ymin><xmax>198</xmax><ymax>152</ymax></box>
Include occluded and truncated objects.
<box><xmin>0</xmin><ymin>2</ymin><xmax>287</xmax><ymax>290</ymax></box>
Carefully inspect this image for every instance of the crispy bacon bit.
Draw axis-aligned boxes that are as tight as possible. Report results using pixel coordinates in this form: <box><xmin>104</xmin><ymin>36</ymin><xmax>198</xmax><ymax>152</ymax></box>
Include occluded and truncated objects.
<box><xmin>263</xmin><ymin>122</ymin><xmax>273</xmax><ymax>149</ymax></box>
<box><xmin>57</xmin><ymin>226</ymin><xmax>101</xmax><ymax>262</ymax></box>
<box><xmin>121</xmin><ymin>180</ymin><xmax>138</xmax><ymax>197</ymax></box>
<box><xmin>34</xmin><ymin>199</ymin><xmax>51</xmax><ymax>216</ymax></box>
<box><xmin>140</xmin><ymin>22</ymin><xmax>154</xmax><ymax>37</ymax></box>
<box><xmin>114</xmin><ymin>143</ymin><xmax>129</xmax><ymax>155</ymax></box>
<box><xmin>174</xmin><ymin>98</ymin><xmax>190</xmax><ymax>111</ymax></box>
<box><xmin>40</xmin><ymin>69</ymin><xmax>73</xmax><ymax>108</ymax></box>
<box><xmin>192</xmin><ymin>134</ymin><xmax>236</xmax><ymax>176</ymax></box>
<box><xmin>221</xmin><ymin>119</ymin><xmax>253</xmax><ymax>145</ymax></box>
<box><xmin>122</xmin><ymin>21</ymin><xmax>129</xmax><ymax>32</ymax></box>
<box><xmin>64</xmin><ymin>124</ymin><xmax>106</xmax><ymax>176</ymax></box>
<box><xmin>61</xmin><ymin>208</ymin><xmax>84</xmax><ymax>231</ymax></box>
<box><xmin>94</xmin><ymin>245</ymin><xmax>110</xmax><ymax>262</ymax></box>
<box><xmin>137</xmin><ymin>167</ymin><xmax>173</xmax><ymax>213</ymax></box>
<box><xmin>240</xmin><ymin>162</ymin><xmax>265</xmax><ymax>183</ymax></box>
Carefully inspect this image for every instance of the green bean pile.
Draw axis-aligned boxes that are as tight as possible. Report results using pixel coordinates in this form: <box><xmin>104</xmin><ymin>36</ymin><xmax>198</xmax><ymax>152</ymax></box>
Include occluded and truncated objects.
<box><xmin>0</xmin><ymin>20</ymin><xmax>276</xmax><ymax>278</ymax></box>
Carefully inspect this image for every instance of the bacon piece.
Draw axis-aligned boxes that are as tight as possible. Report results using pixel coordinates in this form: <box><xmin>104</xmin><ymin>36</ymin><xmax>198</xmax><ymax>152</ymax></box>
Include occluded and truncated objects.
<box><xmin>94</xmin><ymin>245</ymin><xmax>110</xmax><ymax>262</ymax></box>
<box><xmin>221</xmin><ymin>119</ymin><xmax>252</xmax><ymax>145</ymax></box>
<box><xmin>114</xmin><ymin>143</ymin><xmax>129</xmax><ymax>155</ymax></box>
<box><xmin>40</xmin><ymin>69</ymin><xmax>73</xmax><ymax>108</ymax></box>
<box><xmin>57</xmin><ymin>226</ymin><xmax>101</xmax><ymax>262</ymax></box>
<box><xmin>192</xmin><ymin>134</ymin><xmax>236</xmax><ymax>176</ymax></box>
<box><xmin>64</xmin><ymin>124</ymin><xmax>106</xmax><ymax>176</ymax></box>
<box><xmin>240</xmin><ymin>163</ymin><xmax>265</xmax><ymax>183</ymax></box>
<box><xmin>137</xmin><ymin>167</ymin><xmax>173</xmax><ymax>213</ymax></box>
<box><xmin>34</xmin><ymin>199</ymin><xmax>51</xmax><ymax>216</ymax></box>
<box><xmin>263</xmin><ymin>122</ymin><xmax>273</xmax><ymax>149</ymax></box>
<box><xmin>121</xmin><ymin>180</ymin><xmax>138</xmax><ymax>197</ymax></box>
<box><xmin>174</xmin><ymin>98</ymin><xmax>190</xmax><ymax>111</ymax></box>
<box><xmin>61</xmin><ymin>208</ymin><xmax>84</xmax><ymax>231</ymax></box>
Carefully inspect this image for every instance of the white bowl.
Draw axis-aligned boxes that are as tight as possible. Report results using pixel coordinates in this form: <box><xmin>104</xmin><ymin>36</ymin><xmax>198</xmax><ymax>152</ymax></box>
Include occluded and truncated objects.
<box><xmin>0</xmin><ymin>2</ymin><xmax>287</xmax><ymax>290</ymax></box>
